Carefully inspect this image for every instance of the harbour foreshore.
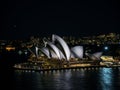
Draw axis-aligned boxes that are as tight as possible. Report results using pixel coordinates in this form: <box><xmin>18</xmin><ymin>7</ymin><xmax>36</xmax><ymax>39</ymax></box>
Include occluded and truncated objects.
<box><xmin>13</xmin><ymin>64</ymin><xmax>120</xmax><ymax>72</ymax></box>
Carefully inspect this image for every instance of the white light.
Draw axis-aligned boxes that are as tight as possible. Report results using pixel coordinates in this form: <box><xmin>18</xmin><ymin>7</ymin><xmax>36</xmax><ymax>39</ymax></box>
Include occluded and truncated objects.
<box><xmin>104</xmin><ymin>46</ymin><xmax>108</xmax><ymax>50</ymax></box>
<box><xmin>18</xmin><ymin>50</ymin><xmax>22</xmax><ymax>55</ymax></box>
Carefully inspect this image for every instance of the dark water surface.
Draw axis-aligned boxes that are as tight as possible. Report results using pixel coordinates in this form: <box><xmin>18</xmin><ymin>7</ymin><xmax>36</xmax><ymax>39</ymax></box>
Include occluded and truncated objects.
<box><xmin>2</xmin><ymin>68</ymin><xmax>120</xmax><ymax>90</ymax></box>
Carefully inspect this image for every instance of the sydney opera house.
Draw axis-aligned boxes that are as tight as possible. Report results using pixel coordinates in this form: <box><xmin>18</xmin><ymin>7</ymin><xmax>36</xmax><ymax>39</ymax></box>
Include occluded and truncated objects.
<box><xmin>14</xmin><ymin>34</ymin><xmax>104</xmax><ymax>70</ymax></box>
<box><xmin>29</xmin><ymin>34</ymin><xmax>102</xmax><ymax>62</ymax></box>
<box><xmin>14</xmin><ymin>34</ymin><xmax>120</xmax><ymax>70</ymax></box>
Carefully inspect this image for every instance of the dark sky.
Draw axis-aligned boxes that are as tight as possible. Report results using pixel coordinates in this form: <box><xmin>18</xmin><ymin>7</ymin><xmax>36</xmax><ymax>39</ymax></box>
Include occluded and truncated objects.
<box><xmin>0</xmin><ymin>0</ymin><xmax>120</xmax><ymax>39</ymax></box>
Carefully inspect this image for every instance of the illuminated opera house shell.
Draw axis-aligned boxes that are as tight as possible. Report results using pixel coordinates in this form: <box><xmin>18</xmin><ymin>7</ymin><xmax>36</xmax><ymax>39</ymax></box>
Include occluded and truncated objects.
<box><xmin>85</xmin><ymin>52</ymin><xmax>103</xmax><ymax>60</ymax></box>
<box><xmin>39</xmin><ymin>34</ymin><xmax>83</xmax><ymax>61</ymax></box>
<box><xmin>36</xmin><ymin>34</ymin><xmax>102</xmax><ymax>61</ymax></box>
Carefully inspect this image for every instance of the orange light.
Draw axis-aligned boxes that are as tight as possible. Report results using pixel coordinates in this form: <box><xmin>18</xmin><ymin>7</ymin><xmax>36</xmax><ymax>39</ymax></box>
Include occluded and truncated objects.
<box><xmin>6</xmin><ymin>47</ymin><xmax>15</xmax><ymax>51</ymax></box>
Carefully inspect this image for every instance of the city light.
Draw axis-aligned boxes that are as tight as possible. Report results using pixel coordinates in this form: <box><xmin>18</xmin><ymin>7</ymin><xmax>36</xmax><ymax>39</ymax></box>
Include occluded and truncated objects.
<box><xmin>104</xmin><ymin>46</ymin><xmax>108</xmax><ymax>50</ymax></box>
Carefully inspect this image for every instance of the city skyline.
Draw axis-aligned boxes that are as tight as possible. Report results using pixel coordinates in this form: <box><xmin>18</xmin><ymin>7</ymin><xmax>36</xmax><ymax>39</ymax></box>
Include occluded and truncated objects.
<box><xmin>0</xmin><ymin>0</ymin><xmax>120</xmax><ymax>40</ymax></box>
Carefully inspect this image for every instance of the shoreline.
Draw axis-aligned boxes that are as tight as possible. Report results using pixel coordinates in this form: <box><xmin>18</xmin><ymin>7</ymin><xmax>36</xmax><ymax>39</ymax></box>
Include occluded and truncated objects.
<box><xmin>14</xmin><ymin>65</ymin><xmax>120</xmax><ymax>72</ymax></box>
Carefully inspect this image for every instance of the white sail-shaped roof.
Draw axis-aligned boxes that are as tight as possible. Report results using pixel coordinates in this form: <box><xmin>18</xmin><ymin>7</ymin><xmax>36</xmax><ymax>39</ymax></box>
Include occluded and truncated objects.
<box><xmin>50</xmin><ymin>50</ymin><xmax>58</xmax><ymax>59</ymax></box>
<box><xmin>85</xmin><ymin>52</ymin><xmax>102</xmax><ymax>60</ymax></box>
<box><xmin>40</xmin><ymin>47</ymin><xmax>50</xmax><ymax>58</ymax></box>
<box><xmin>47</xmin><ymin>41</ymin><xmax>61</xmax><ymax>59</ymax></box>
<box><xmin>52</xmin><ymin>34</ymin><xmax>71</xmax><ymax>61</ymax></box>
<box><xmin>59</xmin><ymin>50</ymin><xmax>66</xmax><ymax>59</ymax></box>
<box><xmin>93</xmin><ymin>52</ymin><xmax>103</xmax><ymax>60</ymax></box>
<box><xmin>35</xmin><ymin>47</ymin><xmax>39</xmax><ymax>58</ymax></box>
<box><xmin>71</xmin><ymin>46</ymin><xmax>83</xmax><ymax>59</ymax></box>
<box><xmin>85</xmin><ymin>53</ymin><xmax>95</xmax><ymax>60</ymax></box>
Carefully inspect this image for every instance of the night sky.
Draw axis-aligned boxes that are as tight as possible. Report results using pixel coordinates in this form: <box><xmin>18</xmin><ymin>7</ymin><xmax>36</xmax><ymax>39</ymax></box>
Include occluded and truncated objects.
<box><xmin>0</xmin><ymin>0</ymin><xmax>120</xmax><ymax>39</ymax></box>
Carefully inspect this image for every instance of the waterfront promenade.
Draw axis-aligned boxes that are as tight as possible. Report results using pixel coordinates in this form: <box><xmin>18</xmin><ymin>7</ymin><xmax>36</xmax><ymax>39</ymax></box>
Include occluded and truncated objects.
<box><xmin>14</xmin><ymin>64</ymin><xmax>120</xmax><ymax>72</ymax></box>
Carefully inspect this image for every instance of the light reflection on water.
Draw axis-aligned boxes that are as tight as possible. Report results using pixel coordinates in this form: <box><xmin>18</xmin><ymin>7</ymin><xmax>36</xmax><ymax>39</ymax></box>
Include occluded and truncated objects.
<box><xmin>13</xmin><ymin>68</ymin><xmax>120</xmax><ymax>90</ymax></box>
<box><xmin>99</xmin><ymin>68</ymin><xmax>114</xmax><ymax>90</ymax></box>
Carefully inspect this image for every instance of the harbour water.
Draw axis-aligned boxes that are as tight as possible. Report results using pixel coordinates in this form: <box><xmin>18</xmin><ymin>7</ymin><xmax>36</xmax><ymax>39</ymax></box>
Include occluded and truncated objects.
<box><xmin>2</xmin><ymin>67</ymin><xmax>120</xmax><ymax>90</ymax></box>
